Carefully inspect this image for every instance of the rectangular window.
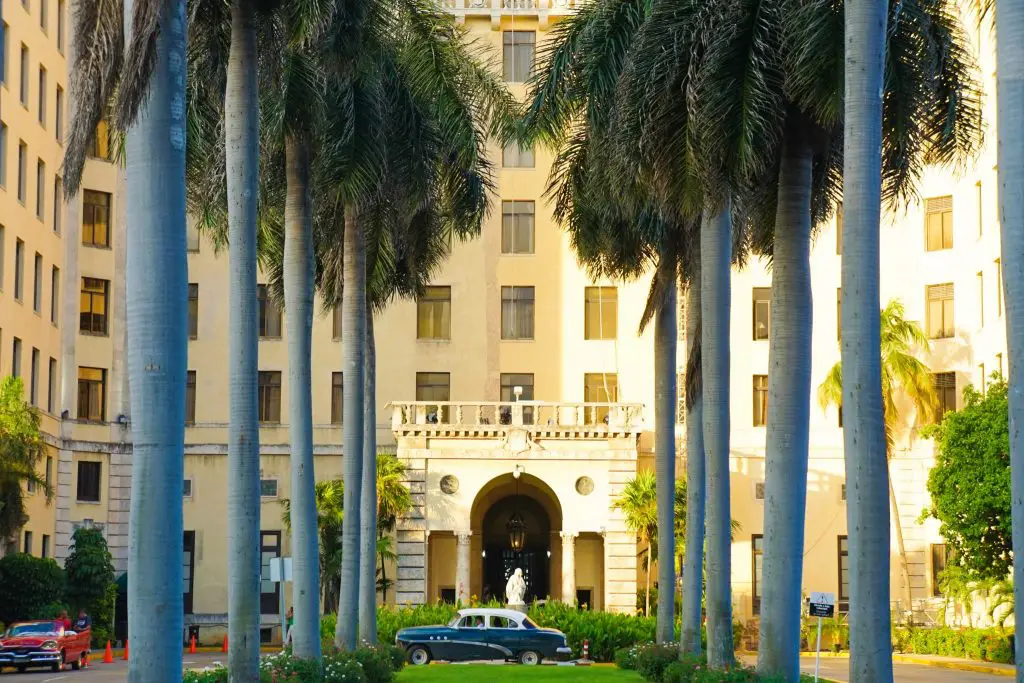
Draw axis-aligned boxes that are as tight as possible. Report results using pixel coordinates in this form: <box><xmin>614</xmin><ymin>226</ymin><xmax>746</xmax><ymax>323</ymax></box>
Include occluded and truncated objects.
<box><xmin>978</xmin><ymin>271</ymin><xmax>984</xmax><ymax>327</ymax></box>
<box><xmin>30</xmin><ymin>348</ymin><xmax>39</xmax><ymax>405</ymax></box>
<box><xmin>47</xmin><ymin>358</ymin><xmax>57</xmax><ymax>412</ymax></box>
<box><xmin>82</xmin><ymin>190</ymin><xmax>111</xmax><ymax>247</ymax></box>
<box><xmin>55</xmin><ymin>85</ymin><xmax>63</xmax><ymax>142</ymax></box>
<box><xmin>53</xmin><ymin>176</ymin><xmax>62</xmax><ymax>232</ymax></box>
<box><xmin>0</xmin><ymin>225</ymin><xmax>4</xmax><ymax>289</ymax></box>
<box><xmin>45</xmin><ymin>457</ymin><xmax>52</xmax><ymax>488</ymax></box>
<box><xmin>32</xmin><ymin>253</ymin><xmax>42</xmax><ymax>312</ymax></box>
<box><xmin>37</xmin><ymin>66</ymin><xmax>46</xmax><ymax>126</ymax></box>
<box><xmin>20</xmin><ymin>44</ymin><xmax>28</xmax><ymax>106</ymax></box>
<box><xmin>752</xmin><ymin>287</ymin><xmax>770</xmax><ymax>340</ymax></box>
<box><xmin>0</xmin><ymin>122</ymin><xmax>7</xmax><ymax>187</ymax></box>
<box><xmin>14</xmin><ymin>238</ymin><xmax>24</xmax><ymax>300</ymax></box>
<box><xmin>258</xmin><ymin>285</ymin><xmax>282</xmax><ymax>338</ymax></box>
<box><xmin>331</xmin><ymin>372</ymin><xmax>343</xmax><ymax>424</ymax></box>
<box><xmin>838</xmin><ymin>536</ymin><xmax>850</xmax><ymax>607</ymax></box>
<box><xmin>934</xmin><ymin>372</ymin><xmax>957</xmax><ymax>421</ymax></box>
<box><xmin>500</xmin><ymin>373</ymin><xmax>535</xmax><ymax>424</ymax></box>
<box><xmin>502</xmin><ymin>31</ymin><xmax>535</xmax><ymax>82</ymax></box>
<box><xmin>50</xmin><ymin>266</ymin><xmax>59</xmax><ymax>323</ymax></box>
<box><xmin>416</xmin><ymin>372</ymin><xmax>451</xmax><ymax>422</ymax></box>
<box><xmin>502</xmin><ymin>143</ymin><xmax>535</xmax><ymax>168</ymax></box>
<box><xmin>188</xmin><ymin>284</ymin><xmax>199</xmax><ymax>339</ymax></box>
<box><xmin>417</xmin><ymin>286</ymin><xmax>451</xmax><ymax>340</ymax></box>
<box><xmin>183</xmin><ymin>479</ymin><xmax>193</xmax><ymax>497</ymax></box>
<box><xmin>35</xmin><ymin>159</ymin><xmax>45</xmax><ymax>218</ymax></box>
<box><xmin>76</xmin><ymin>460</ymin><xmax>101</xmax><ymax>502</ymax></box>
<box><xmin>89</xmin><ymin>119</ymin><xmax>112</xmax><ymax>160</ymax></box>
<box><xmin>925</xmin><ymin>196</ymin><xmax>953</xmax><ymax>251</ymax></box>
<box><xmin>332</xmin><ymin>304</ymin><xmax>342</xmax><ymax>339</ymax></box>
<box><xmin>753</xmin><ymin>375</ymin><xmax>768</xmax><ymax>426</ymax></box>
<box><xmin>0</xmin><ymin>22</ymin><xmax>7</xmax><ymax>85</ymax></box>
<box><xmin>584</xmin><ymin>372</ymin><xmax>618</xmax><ymax>423</ymax></box>
<box><xmin>80</xmin><ymin>277</ymin><xmax>110</xmax><ymax>335</ymax></box>
<box><xmin>18</xmin><ymin>140</ymin><xmax>27</xmax><ymax>202</ymax></box>
<box><xmin>258</xmin><ymin>371</ymin><xmax>282</xmax><ymax>423</ymax></box>
<box><xmin>11</xmin><ymin>337</ymin><xmax>21</xmax><ymax>378</ymax></box>
<box><xmin>185</xmin><ymin>371</ymin><xmax>196</xmax><ymax>425</ymax></box>
<box><xmin>996</xmin><ymin>258</ymin><xmax>1003</xmax><ymax>316</ymax></box>
<box><xmin>931</xmin><ymin>544</ymin><xmax>948</xmax><ymax>597</ymax></box>
<box><xmin>78</xmin><ymin>366</ymin><xmax>107</xmax><ymax>421</ymax></box>
<box><xmin>584</xmin><ymin>287</ymin><xmax>618</xmax><ymax>340</ymax></box>
<box><xmin>57</xmin><ymin>0</ymin><xmax>65</xmax><ymax>52</ymax></box>
<box><xmin>260</xmin><ymin>531</ymin><xmax>282</xmax><ymax>613</ymax></box>
<box><xmin>501</xmin><ymin>201</ymin><xmax>535</xmax><ymax>254</ymax></box>
<box><xmin>752</xmin><ymin>535</ymin><xmax>763</xmax><ymax>616</ymax></box>
<box><xmin>186</xmin><ymin>220</ymin><xmax>200</xmax><ymax>252</ymax></box>
<box><xmin>23</xmin><ymin>531</ymin><xmax>32</xmax><ymax>554</ymax></box>
<box><xmin>926</xmin><ymin>283</ymin><xmax>955</xmax><ymax>339</ymax></box>
<box><xmin>41</xmin><ymin>534</ymin><xmax>50</xmax><ymax>558</ymax></box>
<box><xmin>40</xmin><ymin>0</ymin><xmax>49</xmax><ymax>31</ymax></box>
<box><xmin>260</xmin><ymin>480</ymin><xmax>278</xmax><ymax>498</ymax></box>
<box><xmin>501</xmin><ymin>286</ymin><xmax>535</xmax><ymax>340</ymax></box>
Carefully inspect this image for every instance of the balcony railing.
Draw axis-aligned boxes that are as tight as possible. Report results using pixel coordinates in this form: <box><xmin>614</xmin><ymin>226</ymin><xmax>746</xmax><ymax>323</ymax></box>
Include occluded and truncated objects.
<box><xmin>440</xmin><ymin>0</ymin><xmax>582</xmax><ymax>17</ymax></box>
<box><xmin>390</xmin><ymin>400</ymin><xmax>644</xmax><ymax>436</ymax></box>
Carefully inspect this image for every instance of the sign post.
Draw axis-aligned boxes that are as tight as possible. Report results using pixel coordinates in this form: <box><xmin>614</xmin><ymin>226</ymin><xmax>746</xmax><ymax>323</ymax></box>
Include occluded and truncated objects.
<box><xmin>270</xmin><ymin>557</ymin><xmax>293</xmax><ymax>649</ymax></box>
<box><xmin>808</xmin><ymin>592</ymin><xmax>836</xmax><ymax>683</ymax></box>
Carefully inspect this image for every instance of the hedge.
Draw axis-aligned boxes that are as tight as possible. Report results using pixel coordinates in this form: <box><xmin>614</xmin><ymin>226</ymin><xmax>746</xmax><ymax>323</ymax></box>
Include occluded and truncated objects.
<box><xmin>893</xmin><ymin>626</ymin><xmax>1014</xmax><ymax>664</ymax></box>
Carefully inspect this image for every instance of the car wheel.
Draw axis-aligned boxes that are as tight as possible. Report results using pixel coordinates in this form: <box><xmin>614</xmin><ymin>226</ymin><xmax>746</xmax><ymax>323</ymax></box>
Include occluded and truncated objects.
<box><xmin>519</xmin><ymin>650</ymin><xmax>541</xmax><ymax>666</ymax></box>
<box><xmin>407</xmin><ymin>646</ymin><xmax>431</xmax><ymax>666</ymax></box>
<box><xmin>71</xmin><ymin>652</ymin><xmax>86</xmax><ymax>671</ymax></box>
<box><xmin>52</xmin><ymin>652</ymin><xmax>65</xmax><ymax>672</ymax></box>
<box><xmin>16</xmin><ymin>666</ymin><xmax>27</xmax><ymax>673</ymax></box>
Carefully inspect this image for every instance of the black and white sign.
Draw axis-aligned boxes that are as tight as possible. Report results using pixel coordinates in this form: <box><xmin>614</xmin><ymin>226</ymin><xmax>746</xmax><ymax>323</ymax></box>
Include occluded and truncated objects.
<box><xmin>808</xmin><ymin>591</ymin><xmax>835</xmax><ymax>618</ymax></box>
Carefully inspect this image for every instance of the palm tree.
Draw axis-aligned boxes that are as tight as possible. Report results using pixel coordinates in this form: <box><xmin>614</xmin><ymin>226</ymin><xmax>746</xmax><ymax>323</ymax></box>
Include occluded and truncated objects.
<box><xmin>0</xmin><ymin>378</ymin><xmax>51</xmax><ymax>553</ymax></box>
<box><xmin>819</xmin><ymin>300</ymin><xmax>938</xmax><ymax>622</ymax></box>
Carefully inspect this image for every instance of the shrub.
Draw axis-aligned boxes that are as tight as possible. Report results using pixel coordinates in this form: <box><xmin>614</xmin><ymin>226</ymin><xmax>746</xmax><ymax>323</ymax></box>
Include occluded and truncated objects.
<box><xmin>984</xmin><ymin>633</ymin><xmax>1014</xmax><ymax>664</ymax></box>
<box><xmin>900</xmin><ymin>625</ymin><xmax>1014</xmax><ymax>663</ymax></box>
<box><xmin>615</xmin><ymin>644</ymin><xmax>642</xmax><ymax>670</ymax></box>
<box><xmin>635</xmin><ymin>643</ymin><xmax>680</xmax><ymax>682</ymax></box>
<box><xmin>183</xmin><ymin>667</ymin><xmax>229</xmax><ymax>683</ymax></box>
<box><xmin>662</xmin><ymin>655</ymin><xmax>707</xmax><ymax>683</ymax></box>
<box><xmin>351</xmin><ymin>646</ymin><xmax>399</xmax><ymax>683</ymax></box>
<box><xmin>0</xmin><ymin>553</ymin><xmax>65</xmax><ymax>626</ymax></box>
<box><xmin>322</xmin><ymin>650</ymin><xmax>369</xmax><ymax>683</ymax></box>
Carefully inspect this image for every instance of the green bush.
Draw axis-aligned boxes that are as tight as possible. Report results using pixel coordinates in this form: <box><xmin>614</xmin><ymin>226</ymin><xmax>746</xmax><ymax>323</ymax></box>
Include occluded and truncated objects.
<box><xmin>614</xmin><ymin>644</ymin><xmax>642</xmax><ymax>670</ymax></box>
<box><xmin>662</xmin><ymin>655</ymin><xmax>707</xmax><ymax>682</ymax></box>
<box><xmin>0</xmin><ymin>553</ymin><xmax>65</xmax><ymax>626</ymax></box>
<box><xmin>898</xmin><ymin>626</ymin><xmax>1014</xmax><ymax>663</ymax></box>
<box><xmin>984</xmin><ymin>634</ymin><xmax>1014</xmax><ymax>664</ymax></box>
<box><xmin>183</xmin><ymin>667</ymin><xmax>229</xmax><ymax>683</ymax></box>
<box><xmin>351</xmin><ymin>646</ymin><xmax>401</xmax><ymax>683</ymax></box>
<box><xmin>635</xmin><ymin>643</ymin><xmax>680</xmax><ymax>682</ymax></box>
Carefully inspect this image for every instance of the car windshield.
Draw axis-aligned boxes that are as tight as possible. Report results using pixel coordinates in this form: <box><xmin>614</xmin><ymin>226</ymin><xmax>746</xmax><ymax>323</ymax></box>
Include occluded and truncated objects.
<box><xmin>520</xmin><ymin>617</ymin><xmax>539</xmax><ymax>630</ymax></box>
<box><xmin>8</xmin><ymin>623</ymin><xmax>59</xmax><ymax>637</ymax></box>
<box><xmin>447</xmin><ymin>615</ymin><xmax>462</xmax><ymax>628</ymax></box>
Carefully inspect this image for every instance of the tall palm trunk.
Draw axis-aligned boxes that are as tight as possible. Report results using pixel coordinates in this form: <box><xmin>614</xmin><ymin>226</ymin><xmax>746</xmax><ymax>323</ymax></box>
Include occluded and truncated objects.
<box><xmin>996</xmin><ymin>1</ymin><xmax>1024</xmax><ymax>671</ymax></box>
<box><xmin>359</xmin><ymin>312</ymin><xmax>378</xmax><ymax>643</ymax></box>
<box><xmin>336</xmin><ymin>206</ymin><xmax>365</xmax><ymax>650</ymax></box>
<box><xmin>888</xmin><ymin>471</ymin><xmax>915</xmax><ymax>619</ymax></box>
<box><xmin>654</xmin><ymin>259</ymin><xmax>678</xmax><ymax>643</ymax></box>
<box><xmin>758</xmin><ymin>131</ymin><xmax>813</xmax><ymax>680</ymax></box>
<box><xmin>284</xmin><ymin>137</ymin><xmax>321</xmax><ymax>660</ymax></box>
<box><xmin>701</xmin><ymin>203</ymin><xmax>734</xmax><ymax>669</ymax></box>
<box><xmin>225</xmin><ymin>3</ymin><xmax>261</xmax><ymax>678</ymax></box>
<box><xmin>843</xmin><ymin>1</ymin><xmax>893</xmax><ymax>679</ymax></box>
<box><xmin>123</xmin><ymin>1</ymin><xmax>187</xmax><ymax>680</ymax></box>
<box><xmin>680</xmin><ymin>268</ymin><xmax>705</xmax><ymax>657</ymax></box>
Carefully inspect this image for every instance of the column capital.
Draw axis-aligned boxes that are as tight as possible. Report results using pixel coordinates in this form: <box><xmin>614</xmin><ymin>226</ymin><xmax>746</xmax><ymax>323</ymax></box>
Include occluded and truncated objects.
<box><xmin>560</xmin><ymin>530</ymin><xmax>578</xmax><ymax>543</ymax></box>
<box><xmin>456</xmin><ymin>530</ymin><xmax>472</xmax><ymax>544</ymax></box>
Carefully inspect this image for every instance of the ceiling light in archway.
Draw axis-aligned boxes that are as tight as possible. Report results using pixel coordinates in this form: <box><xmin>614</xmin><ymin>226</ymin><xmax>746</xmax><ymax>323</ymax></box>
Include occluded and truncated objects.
<box><xmin>507</xmin><ymin>511</ymin><xmax>527</xmax><ymax>552</ymax></box>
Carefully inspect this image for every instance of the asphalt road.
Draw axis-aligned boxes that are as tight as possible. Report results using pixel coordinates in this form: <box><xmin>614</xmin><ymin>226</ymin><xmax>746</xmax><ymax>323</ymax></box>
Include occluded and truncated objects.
<box><xmin>1</xmin><ymin>652</ymin><xmax>1009</xmax><ymax>682</ymax></box>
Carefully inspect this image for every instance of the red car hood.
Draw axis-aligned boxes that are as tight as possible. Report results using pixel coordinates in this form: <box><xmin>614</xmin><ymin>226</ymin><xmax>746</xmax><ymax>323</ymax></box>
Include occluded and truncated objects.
<box><xmin>0</xmin><ymin>636</ymin><xmax>57</xmax><ymax>647</ymax></box>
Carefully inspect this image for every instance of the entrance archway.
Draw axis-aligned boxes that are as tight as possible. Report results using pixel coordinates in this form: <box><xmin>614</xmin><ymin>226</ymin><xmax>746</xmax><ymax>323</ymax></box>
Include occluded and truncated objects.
<box><xmin>470</xmin><ymin>473</ymin><xmax>563</xmax><ymax>604</ymax></box>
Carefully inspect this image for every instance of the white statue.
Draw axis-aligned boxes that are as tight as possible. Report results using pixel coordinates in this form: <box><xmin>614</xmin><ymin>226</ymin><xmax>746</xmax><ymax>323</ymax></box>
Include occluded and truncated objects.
<box><xmin>505</xmin><ymin>567</ymin><xmax>527</xmax><ymax>605</ymax></box>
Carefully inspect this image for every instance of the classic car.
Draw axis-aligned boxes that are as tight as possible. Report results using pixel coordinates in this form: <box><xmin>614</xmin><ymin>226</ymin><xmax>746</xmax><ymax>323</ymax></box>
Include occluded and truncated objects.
<box><xmin>395</xmin><ymin>608</ymin><xmax>572</xmax><ymax>665</ymax></box>
<box><xmin>0</xmin><ymin>621</ymin><xmax>91</xmax><ymax>673</ymax></box>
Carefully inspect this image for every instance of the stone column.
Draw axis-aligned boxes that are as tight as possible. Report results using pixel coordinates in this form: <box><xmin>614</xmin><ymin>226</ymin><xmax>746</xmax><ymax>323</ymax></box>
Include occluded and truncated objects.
<box><xmin>561</xmin><ymin>531</ymin><xmax>577</xmax><ymax>605</ymax></box>
<box><xmin>456</xmin><ymin>531</ymin><xmax>472</xmax><ymax>604</ymax></box>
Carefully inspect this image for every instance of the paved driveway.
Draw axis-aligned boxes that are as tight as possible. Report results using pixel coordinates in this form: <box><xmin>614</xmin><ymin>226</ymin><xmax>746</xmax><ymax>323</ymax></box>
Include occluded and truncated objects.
<box><xmin>0</xmin><ymin>653</ymin><xmax>227</xmax><ymax>682</ymax></box>
<box><xmin>798</xmin><ymin>655</ymin><xmax>1007</xmax><ymax>682</ymax></box>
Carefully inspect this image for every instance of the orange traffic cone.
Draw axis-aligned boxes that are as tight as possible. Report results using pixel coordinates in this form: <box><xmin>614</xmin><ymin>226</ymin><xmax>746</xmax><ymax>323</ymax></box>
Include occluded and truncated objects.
<box><xmin>189</xmin><ymin>635</ymin><xmax>197</xmax><ymax>654</ymax></box>
<box><xmin>103</xmin><ymin>641</ymin><xmax>114</xmax><ymax>664</ymax></box>
<box><xmin>221</xmin><ymin>635</ymin><xmax>228</xmax><ymax>653</ymax></box>
<box><xmin>123</xmin><ymin>639</ymin><xmax>129</xmax><ymax>661</ymax></box>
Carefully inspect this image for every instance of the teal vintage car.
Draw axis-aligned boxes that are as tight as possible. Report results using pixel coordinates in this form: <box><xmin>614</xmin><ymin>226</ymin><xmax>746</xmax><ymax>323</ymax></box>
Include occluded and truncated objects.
<box><xmin>395</xmin><ymin>608</ymin><xmax>572</xmax><ymax>665</ymax></box>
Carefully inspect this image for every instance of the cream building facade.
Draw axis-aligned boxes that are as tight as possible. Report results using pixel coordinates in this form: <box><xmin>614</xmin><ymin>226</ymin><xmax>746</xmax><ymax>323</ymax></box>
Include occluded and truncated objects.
<box><xmin>0</xmin><ymin>0</ymin><xmax>1007</xmax><ymax>640</ymax></box>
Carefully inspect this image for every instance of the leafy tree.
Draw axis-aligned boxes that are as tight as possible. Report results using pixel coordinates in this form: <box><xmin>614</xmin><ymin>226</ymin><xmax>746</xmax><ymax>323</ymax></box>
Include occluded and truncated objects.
<box><xmin>0</xmin><ymin>553</ymin><xmax>65</xmax><ymax>626</ymax></box>
<box><xmin>0</xmin><ymin>377</ymin><xmax>50</xmax><ymax>551</ymax></box>
<box><xmin>925</xmin><ymin>378</ymin><xmax>1010</xmax><ymax>582</ymax></box>
<box><xmin>64</xmin><ymin>527</ymin><xmax>117</xmax><ymax>646</ymax></box>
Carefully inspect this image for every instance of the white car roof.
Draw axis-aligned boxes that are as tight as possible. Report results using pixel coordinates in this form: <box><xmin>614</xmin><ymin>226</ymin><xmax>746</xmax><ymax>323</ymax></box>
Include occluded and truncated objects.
<box><xmin>456</xmin><ymin>608</ymin><xmax>527</xmax><ymax>620</ymax></box>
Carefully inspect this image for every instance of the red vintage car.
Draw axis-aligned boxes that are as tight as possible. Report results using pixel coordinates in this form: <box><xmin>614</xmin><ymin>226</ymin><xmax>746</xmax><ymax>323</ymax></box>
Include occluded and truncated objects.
<box><xmin>0</xmin><ymin>621</ymin><xmax>91</xmax><ymax>672</ymax></box>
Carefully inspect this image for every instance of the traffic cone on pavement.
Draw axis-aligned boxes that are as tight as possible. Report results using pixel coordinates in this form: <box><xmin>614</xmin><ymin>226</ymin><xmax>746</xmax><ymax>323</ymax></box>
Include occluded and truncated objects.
<box><xmin>103</xmin><ymin>641</ymin><xmax>114</xmax><ymax>664</ymax></box>
<box><xmin>189</xmin><ymin>635</ymin><xmax>197</xmax><ymax>654</ymax></box>
<box><xmin>222</xmin><ymin>635</ymin><xmax>228</xmax><ymax>653</ymax></box>
<box><xmin>123</xmin><ymin>639</ymin><xmax>129</xmax><ymax>660</ymax></box>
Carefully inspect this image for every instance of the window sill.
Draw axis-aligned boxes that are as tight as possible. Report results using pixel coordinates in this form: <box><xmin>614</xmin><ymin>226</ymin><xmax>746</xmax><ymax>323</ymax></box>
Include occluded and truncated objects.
<box><xmin>74</xmin><ymin>419</ymin><xmax>108</xmax><ymax>425</ymax></box>
<box><xmin>499</xmin><ymin>252</ymin><xmax>536</xmax><ymax>257</ymax></box>
<box><xmin>417</xmin><ymin>337</ymin><xmax>452</xmax><ymax>343</ymax></box>
<box><xmin>259</xmin><ymin>336</ymin><xmax>283</xmax><ymax>341</ymax></box>
<box><xmin>500</xmin><ymin>338</ymin><xmax>535</xmax><ymax>342</ymax></box>
<box><xmin>81</xmin><ymin>243</ymin><xmax>112</xmax><ymax>251</ymax></box>
<box><xmin>75</xmin><ymin>499</ymin><xmax>102</xmax><ymax>505</ymax></box>
<box><xmin>79</xmin><ymin>330</ymin><xmax>110</xmax><ymax>338</ymax></box>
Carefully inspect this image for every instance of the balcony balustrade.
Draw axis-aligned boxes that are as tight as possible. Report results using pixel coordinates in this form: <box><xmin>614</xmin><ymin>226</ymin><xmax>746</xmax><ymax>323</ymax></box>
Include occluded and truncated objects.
<box><xmin>390</xmin><ymin>400</ymin><xmax>644</xmax><ymax>437</ymax></box>
<box><xmin>439</xmin><ymin>0</ymin><xmax>581</xmax><ymax>22</ymax></box>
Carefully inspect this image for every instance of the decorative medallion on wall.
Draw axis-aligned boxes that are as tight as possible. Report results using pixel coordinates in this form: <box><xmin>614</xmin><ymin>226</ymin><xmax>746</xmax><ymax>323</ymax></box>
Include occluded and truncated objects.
<box><xmin>440</xmin><ymin>475</ymin><xmax>460</xmax><ymax>495</ymax></box>
<box><xmin>575</xmin><ymin>476</ymin><xmax>595</xmax><ymax>496</ymax></box>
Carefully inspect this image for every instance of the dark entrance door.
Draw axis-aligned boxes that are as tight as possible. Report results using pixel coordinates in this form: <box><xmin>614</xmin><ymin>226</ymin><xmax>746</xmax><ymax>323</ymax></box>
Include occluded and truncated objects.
<box><xmin>480</xmin><ymin>494</ymin><xmax>551</xmax><ymax>603</ymax></box>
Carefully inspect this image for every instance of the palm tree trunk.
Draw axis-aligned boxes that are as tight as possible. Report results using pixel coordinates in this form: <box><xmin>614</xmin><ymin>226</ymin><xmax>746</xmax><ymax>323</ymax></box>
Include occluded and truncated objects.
<box><xmin>284</xmin><ymin>136</ymin><xmax>321</xmax><ymax>660</ymax></box>
<box><xmin>655</xmin><ymin>259</ymin><xmax>678</xmax><ymax>643</ymax></box>
<box><xmin>758</xmin><ymin>130</ymin><xmax>813</xmax><ymax>680</ymax></box>
<box><xmin>996</xmin><ymin>1</ymin><xmax>1024</xmax><ymax>675</ymax></box>
<box><xmin>336</xmin><ymin>206</ymin><xmax>365</xmax><ymax>651</ymax></box>
<box><xmin>701</xmin><ymin>203</ymin><xmax>734</xmax><ymax>670</ymax></box>
<box><xmin>225</xmin><ymin>2</ymin><xmax>261</xmax><ymax>678</ymax></box>
<box><xmin>645</xmin><ymin>550</ymin><xmax>651</xmax><ymax>617</ymax></box>
<box><xmin>680</xmin><ymin>269</ymin><xmax>705</xmax><ymax>657</ymax></box>
<box><xmin>358</xmin><ymin>312</ymin><xmax>378</xmax><ymax>644</ymax></box>
<box><xmin>123</xmin><ymin>1</ymin><xmax>187</xmax><ymax>680</ymax></box>
<box><xmin>888</xmin><ymin>472</ymin><xmax>915</xmax><ymax>621</ymax></box>
<box><xmin>843</xmin><ymin>1</ymin><xmax>893</xmax><ymax>679</ymax></box>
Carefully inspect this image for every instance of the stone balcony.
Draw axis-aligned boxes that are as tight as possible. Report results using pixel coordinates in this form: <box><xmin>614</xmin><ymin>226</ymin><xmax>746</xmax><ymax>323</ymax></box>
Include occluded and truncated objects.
<box><xmin>390</xmin><ymin>400</ymin><xmax>645</xmax><ymax>438</ymax></box>
<box><xmin>440</xmin><ymin>0</ymin><xmax>581</xmax><ymax>26</ymax></box>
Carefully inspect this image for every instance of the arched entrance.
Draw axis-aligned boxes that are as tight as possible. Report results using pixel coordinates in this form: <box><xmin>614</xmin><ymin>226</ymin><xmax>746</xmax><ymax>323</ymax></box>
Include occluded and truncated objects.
<box><xmin>471</xmin><ymin>473</ymin><xmax>563</xmax><ymax>604</ymax></box>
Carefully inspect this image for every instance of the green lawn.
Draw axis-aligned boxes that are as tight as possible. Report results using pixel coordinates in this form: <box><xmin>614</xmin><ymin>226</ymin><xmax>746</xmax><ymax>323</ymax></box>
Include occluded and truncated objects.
<box><xmin>397</xmin><ymin>664</ymin><xmax>642</xmax><ymax>682</ymax></box>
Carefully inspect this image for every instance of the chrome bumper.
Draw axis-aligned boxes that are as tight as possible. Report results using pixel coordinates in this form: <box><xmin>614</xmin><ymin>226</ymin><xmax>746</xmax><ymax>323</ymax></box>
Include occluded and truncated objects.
<box><xmin>555</xmin><ymin>646</ymin><xmax>572</xmax><ymax>659</ymax></box>
<box><xmin>0</xmin><ymin>651</ymin><xmax>61</xmax><ymax>666</ymax></box>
